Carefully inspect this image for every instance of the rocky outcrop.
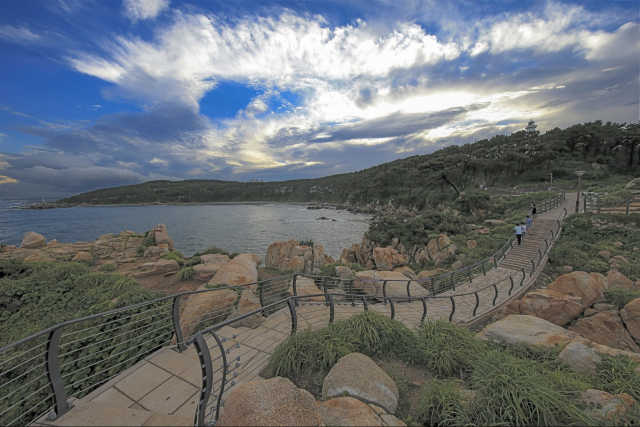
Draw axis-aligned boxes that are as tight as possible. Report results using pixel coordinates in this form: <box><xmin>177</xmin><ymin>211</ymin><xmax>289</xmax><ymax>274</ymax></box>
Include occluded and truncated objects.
<box><xmin>1</xmin><ymin>245</ymin><xmax>16</xmax><ymax>253</ymax></box>
<box><xmin>179</xmin><ymin>288</ymin><xmax>239</xmax><ymax>340</ymax></box>
<box><xmin>217</xmin><ymin>377</ymin><xmax>321</xmax><ymax>426</ymax></box>
<box><xmin>72</xmin><ymin>251</ymin><xmax>94</xmax><ymax>262</ymax></box>
<box><xmin>228</xmin><ymin>289</ymin><xmax>264</xmax><ymax>328</ymax></box>
<box><xmin>200</xmin><ymin>254</ymin><xmax>230</xmax><ymax>270</ymax></box>
<box><xmin>518</xmin><ymin>289</ymin><xmax>584</xmax><ymax>326</ymax></box>
<box><xmin>620</xmin><ymin>298</ymin><xmax>640</xmax><ymax>344</ymax></box>
<box><xmin>266</xmin><ymin>239</ymin><xmax>332</xmax><ymax>275</ymax></box>
<box><xmin>322</xmin><ymin>353</ymin><xmax>399</xmax><ymax>415</ymax></box>
<box><xmin>316</xmin><ymin>397</ymin><xmax>405</xmax><ymax>427</ymax></box>
<box><xmin>288</xmin><ymin>276</ymin><xmax>325</xmax><ymax>302</ymax></box>
<box><xmin>568</xmin><ymin>310</ymin><xmax>640</xmax><ymax>352</ymax></box>
<box><xmin>19</xmin><ymin>231</ymin><xmax>46</xmax><ymax>249</ymax></box>
<box><xmin>555</xmin><ymin>342</ymin><xmax>601</xmax><ymax>374</ymax></box>
<box><xmin>375</xmin><ymin>271</ymin><xmax>429</xmax><ymax>298</ymax></box>
<box><xmin>192</xmin><ymin>264</ymin><xmax>220</xmax><ymax>281</ymax></box>
<box><xmin>335</xmin><ymin>266</ymin><xmax>353</xmax><ymax>279</ymax></box>
<box><xmin>208</xmin><ymin>255</ymin><xmax>260</xmax><ymax>290</ymax></box>
<box><xmin>152</xmin><ymin>223</ymin><xmax>173</xmax><ymax>249</ymax></box>
<box><xmin>547</xmin><ymin>272</ymin><xmax>606</xmax><ymax>309</ymax></box>
<box><xmin>352</xmin><ymin>271</ymin><xmax>381</xmax><ymax>296</ymax></box>
<box><xmin>479</xmin><ymin>315</ymin><xmax>586</xmax><ymax>347</ymax></box>
<box><xmin>607</xmin><ymin>270</ymin><xmax>637</xmax><ymax>290</ymax></box>
<box><xmin>372</xmin><ymin>247</ymin><xmax>407</xmax><ymax>271</ymax></box>
<box><xmin>580</xmin><ymin>389</ymin><xmax>637</xmax><ymax>421</ymax></box>
<box><xmin>139</xmin><ymin>259</ymin><xmax>180</xmax><ymax>276</ymax></box>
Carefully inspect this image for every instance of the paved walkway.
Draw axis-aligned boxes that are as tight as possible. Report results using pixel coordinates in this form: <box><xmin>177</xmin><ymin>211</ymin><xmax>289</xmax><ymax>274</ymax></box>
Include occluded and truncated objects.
<box><xmin>36</xmin><ymin>197</ymin><xmax>575</xmax><ymax>427</ymax></box>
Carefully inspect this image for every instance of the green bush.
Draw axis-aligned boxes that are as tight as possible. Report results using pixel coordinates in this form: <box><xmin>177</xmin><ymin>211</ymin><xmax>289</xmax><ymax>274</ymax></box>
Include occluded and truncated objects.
<box><xmin>98</xmin><ymin>263</ymin><xmax>117</xmax><ymax>272</ymax></box>
<box><xmin>193</xmin><ymin>246</ymin><xmax>229</xmax><ymax>257</ymax></box>
<box><xmin>185</xmin><ymin>255</ymin><xmax>201</xmax><ymax>266</ymax></box>
<box><xmin>136</xmin><ymin>245</ymin><xmax>147</xmax><ymax>255</ymax></box>
<box><xmin>178</xmin><ymin>266</ymin><xmax>195</xmax><ymax>281</ymax></box>
<box><xmin>604</xmin><ymin>288</ymin><xmax>640</xmax><ymax>310</ymax></box>
<box><xmin>415</xmin><ymin>379</ymin><xmax>469</xmax><ymax>426</ymax></box>
<box><xmin>160</xmin><ymin>250</ymin><xmax>185</xmax><ymax>266</ymax></box>
<box><xmin>141</xmin><ymin>232</ymin><xmax>156</xmax><ymax>247</ymax></box>
<box><xmin>415</xmin><ymin>319</ymin><xmax>485</xmax><ymax>377</ymax></box>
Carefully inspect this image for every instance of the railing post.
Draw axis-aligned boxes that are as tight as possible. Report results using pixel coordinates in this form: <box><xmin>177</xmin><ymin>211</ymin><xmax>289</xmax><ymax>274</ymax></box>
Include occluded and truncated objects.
<box><xmin>448</xmin><ymin>297</ymin><xmax>456</xmax><ymax>322</ymax></box>
<box><xmin>349</xmin><ymin>279</ymin><xmax>355</xmax><ymax>306</ymax></box>
<box><xmin>493</xmin><ymin>256</ymin><xmax>498</xmax><ymax>268</ymax></box>
<box><xmin>508</xmin><ymin>276</ymin><xmax>514</xmax><ymax>295</ymax></box>
<box><xmin>194</xmin><ymin>333</ymin><xmax>215</xmax><ymax>426</ymax></box>
<box><xmin>172</xmin><ymin>295</ymin><xmax>187</xmax><ymax>351</ymax></box>
<box><xmin>430</xmin><ymin>280</ymin><xmax>436</xmax><ymax>296</ymax></box>
<box><xmin>388</xmin><ymin>298</ymin><xmax>395</xmax><ymax>319</ymax></box>
<box><xmin>450</xmin><ymin>274</ymin><xmax>455</xmax><ymax>292</ymax></box>
<box><xmin>382</xmin><ymin>280</ymin><xmax>388</xmax><ymax>298</ymax></box>
<box><xmin>286</xmin><ymin>298</ymin><xmax>298</xmax><ymax>334</ymax></box>
<box><xmin>327</xmin><ymin>294</ymin><xmax>335</xmax><ymax>323</ymax></box>
<box><xmin>361</xmin><ymin>295</ymin><xmax>369</xmax><ymax>311</ymax></box>
<box><xmin>292</xmin><ymin>275</ymin><xmax>299</xmax><ymax>306</ymax></box>
<box><xmin>530</xmin><ymin>259</ymin><xmax>535</xmax><ymax>276</ymax></box>
<box><xmin>421</xmin><ymin>298</ymin><xmax>427</xmax><ymax>322</ymax></box>
<box><xmin>468</xmin><ymin>268</ymin><xmax>472</xmax><ymax>283</ymax></box>
<box><xmin>45</xmin><ymin>327</ymin><xmax>72</xmax><ymax>421</ymax></box>
<box><xmin>481</xmin><ymin>261</ymin><xmax>486</xmax><ymax>276</ymax></box>
<box><xmin>520</xmin><ymin>268</ymin><xmax>526</xmax><ymax>286</ymax></box>
<box><xmin>406</xmin><ymin>281</ymin><xmax>412</xmax><ymax>302</ymax></box>
<box><xmin>492</xmin><ymin>284</ymin><xmax>499</xmax><ymax>305</ymax></box>
<box><xmin>473</xmin><ymin>292</ymin><xmax>480</xmax><ymax>316</ymax></box>
<box><xmin>323</xmin><ymin>277</ymin><xmax>329</xmax><ymax>307</ymax></box>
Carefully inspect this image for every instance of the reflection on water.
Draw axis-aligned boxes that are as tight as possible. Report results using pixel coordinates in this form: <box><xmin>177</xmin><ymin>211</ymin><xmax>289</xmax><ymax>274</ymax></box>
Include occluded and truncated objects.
<box><xmin>0</xmin><ymin>202</ymin><xmax>371</xmax><ymax>258</ymax></box>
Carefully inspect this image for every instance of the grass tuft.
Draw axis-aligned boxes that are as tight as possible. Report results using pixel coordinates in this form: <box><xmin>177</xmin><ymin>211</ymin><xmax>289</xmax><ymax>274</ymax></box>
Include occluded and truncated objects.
<box><xmin>604</xmin><ymin>288</ymin><xmax>640</xmax><ymax>310</ymax></box>
<box><xmin>98</xmin><ymin>263</ymin><xmax>117</xmax><ymax>272</ymax></box>
<box><xmin>178</xmin><ymin>266</ymin><xmax>195</xmax><ymax>281</ymax></box>
<box><xmin>415</xmin><ymin>379</ymin><xmax>469</xmax><ymax>426</ymax></box>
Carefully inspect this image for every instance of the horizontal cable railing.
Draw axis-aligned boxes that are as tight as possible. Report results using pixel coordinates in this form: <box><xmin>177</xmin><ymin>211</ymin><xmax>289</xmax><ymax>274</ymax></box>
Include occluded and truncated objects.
<box><xmin>0</xmin><ymin>191</ymin><xmax>567</xmax><ymax>427</ymax></box>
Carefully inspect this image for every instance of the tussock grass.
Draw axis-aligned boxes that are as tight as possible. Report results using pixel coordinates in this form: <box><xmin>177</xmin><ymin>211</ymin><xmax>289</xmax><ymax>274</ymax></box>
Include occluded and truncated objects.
<box><xmin>98</xmin><ymin>263</ymin><xmax>117</xmax><ymax>272</ymax></box>
<box><xmin>160</xmin><ymin>250</ymin><xmax>185</xmax><ymax>266</ymax></box>
<box><xmin>592</xmin><ymin>355</ymin><xmax>640</xmax><ymax>401</ymax></box>
<box><xmin>415</xmin><ymin>318</ymin><xmax>485</xmax><ymax>377</ymax></box>
<box><xmin>415</xmin><ymin>379</ymin><xmax>469</xmax><ymax>426</ymax></box>
<box><xmin>469</xmin><ymin>350</ymin><xmax>595</xmax><ymax>426</ymax></box>
<box><xmin>343</xmin><ymin>310</ymin><xmax>416</xmax><ymax>360</ymax></box>
<box><xmin>185</xmin><ymin>255</ymin><xmax>201</xmax><ymax>266</ymax></box>
<box><xmin>178</xmin><ymin>266</ymin><xmax>195</xmax><ymax>281</ymax></box>
<box><xmin>604</xmin><ymin>288</ymin><xmax>640</xmax><ymax>310</ymax></box>
<box><xmin>193</xmin><ymin>246</ymin><xmax>230</xmax><ymax>257</ymax></box>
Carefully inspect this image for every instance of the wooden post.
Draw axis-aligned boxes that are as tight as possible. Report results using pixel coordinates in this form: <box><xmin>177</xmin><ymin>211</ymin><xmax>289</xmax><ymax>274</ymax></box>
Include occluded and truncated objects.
<box><xmin>583</xmin><ymin>198</ymin><xmax>587</xmax><ymax>213</ymax></box>
<box><xmin>597</xmin><ymin>199</ymin><xmax>601</xmax><ymax>214</ymax></box>
<box><xmin>627</xmin><ymin>200</ymin><xmax>631</xmax><ymax>215</ymax></box>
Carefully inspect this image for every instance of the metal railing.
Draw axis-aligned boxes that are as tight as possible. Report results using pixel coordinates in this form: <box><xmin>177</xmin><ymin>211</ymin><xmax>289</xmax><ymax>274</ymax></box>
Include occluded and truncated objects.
<box><xmin>487</xmin><ymin>186</ymin><xmax>564</xmax><ymax>197</ymax></box>
<box><xmin>583</xmin><ymin>197</ymin><xmax>640</xmax><ymax>214</ymax></box>
<box><xmin>0</xmin><ymin>191</ymin><xmax>568</xmax><ymax>427</ymax></box>
<box><xmin>189</xmin><ymin>208</ymin><xmax>568</xmax><ymax>426</ymax></box>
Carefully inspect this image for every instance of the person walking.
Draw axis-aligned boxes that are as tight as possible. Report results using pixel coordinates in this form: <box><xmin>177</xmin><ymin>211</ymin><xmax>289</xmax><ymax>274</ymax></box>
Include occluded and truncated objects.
<box><xmin>531</xmin><ymin>202</ymin><xmax>537</xmax><ymax>218</ymax></box>
<box><xmin>521</xmin><ymin>222</ymin><xmax>527</xmax><ymax>241</ymax></box>
<box><xmin>514</xmin><ymin>223</ymin><xmax>523</xmax><ymax>245</ymax></box>
<box><xmin>526</xmin><ymin>216</ymin><xmax>533</xmax><ymax>235</ymax></box>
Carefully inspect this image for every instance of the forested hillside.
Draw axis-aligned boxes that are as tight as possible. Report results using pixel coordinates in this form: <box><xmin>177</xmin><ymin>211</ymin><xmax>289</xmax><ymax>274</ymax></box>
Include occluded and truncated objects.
<box><xmin>60</xmin><ymin>121</ymin><xmax>639</xmax><ymax>208</ymax></box>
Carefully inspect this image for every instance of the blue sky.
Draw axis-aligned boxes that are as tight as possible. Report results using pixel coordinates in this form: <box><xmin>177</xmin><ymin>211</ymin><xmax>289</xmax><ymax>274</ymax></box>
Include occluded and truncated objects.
<box><xmin>0</xmin><ymin>0</ymin><xmax>638</xmax><ymax>198</ymax></box>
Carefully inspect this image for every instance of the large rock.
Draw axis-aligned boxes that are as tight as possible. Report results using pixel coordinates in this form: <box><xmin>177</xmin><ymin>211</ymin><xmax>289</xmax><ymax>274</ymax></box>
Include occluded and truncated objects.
<box><xmin>372</xmin><ymin>247</ymin><xmax>406</xmax><ymax>271</ymax></box>
<box><xmin>547</xmin><ymin>271</ymin><xmax>606</xmax><ymax>309</ymax></box>
<box><xmin>179</xmin><ymin>288</ymin><xmax>239</xmax><ymax>339</ymax></box>
<box><xmin>1</xmin><ymin>245</ymin><xmax>16</xmax><ymax>253</ymax></box>
<box><xmin>568</xmin><ymin>310</ymin><xmax>640</xmax><ymax>352</ymax></box>
<box><xmin>466</xmin><ymin>240</ymin><xmax>478</xmax><ymax>249</ymax></box>
<box><xmin>598</xmin><ymin>250</ymin><xmax>611</xmax><ymax>260</ymax></box>
<box><xmin>199</xmin><ymin>254</ymin><xmax>230</xmax><ymax>270</ymax></box>
<box><xmin>288</xmin><ymin>276</ymin><xmax>325</xmax><ymax>302</ymax></box>
<box><xmin>352</xmin><ymin>271</ymin><xmax>381</xmax><ymax>296</ymax></box>
<box><xmin>19</xmin><ymin>231</ymin><xmax>46</xmax><ymax>249</ymax></box>
<box><xmin>518</xmin><ymin>289</ymin><xmax>584</xmax><ymax>326</ymax></box>
<box><xmin>580</xmin><ymin>389</ymin><xmax>637</xmax><ymax>420</ymax></box>
<box><xmin>375</xmin><ymin>271</ymin><xmax>429</xmax><ymax>298</ymax></box>
<box><xmin>208</xmin><ymin>255</ymin><xmax>260</xmax><ymax>290</ymax></box>
<box><xmin>416</xmin><ymin>268</ymin><xmax>448</xmax><ymax>279</ymax></box>
<box><xmin>556</xmin><ymin>342</ymin><xmax>602</xmax><ymax>374</ymax></box>
<box><xmin>72</xmin><ymin>251</ymin><xmax>94</xmax><ymax>262</ymax></box>
<box><xmin>235</xmin><ymin>252</ymin><xmax>262</xmax><ymax>265</ymax></box>
<box><xmin>283</xmin><ymin>256</ymin><xmax>305</xmax><ymax>273</ymax></box>
<box><xmin>335</xmin><ymin>266</ymin><xmax>353</xmax><ymax>279</ymax></box>
<box><xmin>317</xmin><ymin>397</ymin><xmax>384</xmax><ymax>426</ymax></box>
<box><xmin>478</xmin><ymin>315</ymin><xmax>585</xmax><ymax>347</ymax></box>
<box><xmin>217</xmin><ymin>377</ymin><xmax>321</xmax><ymax>426</ymax></box>
<box><xmin>153</xmin><ymin>223</ymin><xmax>172</xmax><ymax>247</ymax></box>
<box><xmin>392</xmin><ymin>266</ymin><xmax>418</xmax><ymax>280</ymax></box>
<box><xmin>141</xmin><ymin>259</ymin><xmax>180</xmax><ymax>274</ymax></box>
<box><xmin>484</xmin><ymin>219</ymin><xmax>505</xmax><ymax>226</ymax></box>
<box><xmin>192</xmin><ymin>264</ymin><xmax>221</xmax><ymax>281</ymax></box>
<box><xmin>322</xmin><ymin>353</ymin><xmax>399</xmax><ymax>414</ymax></box>
<box><xmin>620</xmin><ymin>298</ymin><xmax>640</xmax><ymax>344</ymax></box>
<box><xmin>228</xmin><ymin>289</ymin><xmax>265</xmax><ymax>328</ymax></box>
<box><xmin>607</xmin><ymin>271</ymin><xmax>636</xmax><ymax>290</ymax></box>
<box><xmin>265</xmin><ymin>239</ymin><xmax>298</xmax><ymax>268</ymax></box>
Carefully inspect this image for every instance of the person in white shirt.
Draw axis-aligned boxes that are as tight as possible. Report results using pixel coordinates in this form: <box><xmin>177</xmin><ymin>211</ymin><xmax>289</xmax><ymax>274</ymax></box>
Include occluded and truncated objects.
<box><xmin>514</xmin><ymin>224</ymin><xmax>523</xmax><ymax>245</ymax></box>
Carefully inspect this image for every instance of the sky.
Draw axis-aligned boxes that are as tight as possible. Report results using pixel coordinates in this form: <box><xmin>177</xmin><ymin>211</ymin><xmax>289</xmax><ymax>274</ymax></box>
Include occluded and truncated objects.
<box><xmin>0</xmin><ymin>0</ymin><xmax>638</xmax><ymax>198</ymax></box>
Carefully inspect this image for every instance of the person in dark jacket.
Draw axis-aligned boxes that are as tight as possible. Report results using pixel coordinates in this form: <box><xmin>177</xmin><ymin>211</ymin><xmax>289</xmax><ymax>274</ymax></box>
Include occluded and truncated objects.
<box><xmin>531</xmin><ymin>202</ymin><xmax>537</xmax><ymax>218</ymax></box>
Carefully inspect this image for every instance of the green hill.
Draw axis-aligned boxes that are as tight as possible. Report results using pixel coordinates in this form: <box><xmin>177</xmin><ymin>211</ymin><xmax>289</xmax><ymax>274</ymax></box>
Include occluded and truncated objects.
<box><xmin>60</xmin><ymin>121</ymin><xmax>639</xmax><ymax>208</ymax></box>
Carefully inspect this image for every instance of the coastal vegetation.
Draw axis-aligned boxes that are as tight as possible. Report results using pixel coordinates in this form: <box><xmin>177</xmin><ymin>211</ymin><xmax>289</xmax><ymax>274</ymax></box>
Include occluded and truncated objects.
<box><xmin>58</xmin><ymin>121</ymin><xmax>638</xmax><ymax>209</ymax></box>
<box><xmin>265</xmin><ymin>313</ymin><xmax>640</xmax><ymax>426</ymax></box>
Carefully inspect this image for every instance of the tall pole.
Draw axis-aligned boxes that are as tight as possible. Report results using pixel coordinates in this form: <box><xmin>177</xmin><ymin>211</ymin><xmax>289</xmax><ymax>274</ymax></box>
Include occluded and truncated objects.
<box><xmin>575</xmin><ymin>171</ymin><xmax>585</xmax><ymax>213</ymax></box>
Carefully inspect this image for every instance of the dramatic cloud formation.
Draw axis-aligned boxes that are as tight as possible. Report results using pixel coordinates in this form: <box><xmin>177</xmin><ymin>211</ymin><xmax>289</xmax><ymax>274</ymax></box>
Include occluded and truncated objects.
<box><xmin>0</xmin><ymin>0</ymin><xmax>637</xmax><ymax>197</ymax></box>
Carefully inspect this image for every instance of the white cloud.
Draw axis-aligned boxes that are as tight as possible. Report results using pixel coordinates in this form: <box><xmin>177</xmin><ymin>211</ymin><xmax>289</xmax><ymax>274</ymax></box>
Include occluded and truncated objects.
<box><xmin>0</xmin><ymin>25</ymin><xmax>41</xmax><ymax>44</ymax></box>
<box><xmin>123</xmin><ymin>0</ymin><xmax>170</xmax><ymax>22</ymax></box>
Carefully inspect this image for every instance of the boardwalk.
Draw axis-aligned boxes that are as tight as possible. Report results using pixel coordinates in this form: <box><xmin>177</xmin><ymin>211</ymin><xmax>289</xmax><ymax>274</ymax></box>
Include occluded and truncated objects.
<box><xmin>35</xmin><ymin>196</ymin><xmax>575</xmax><ymax>427</ymax></box>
